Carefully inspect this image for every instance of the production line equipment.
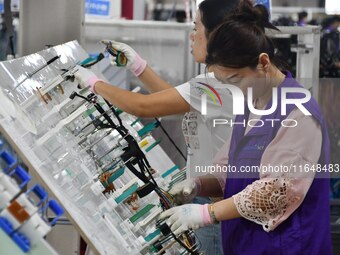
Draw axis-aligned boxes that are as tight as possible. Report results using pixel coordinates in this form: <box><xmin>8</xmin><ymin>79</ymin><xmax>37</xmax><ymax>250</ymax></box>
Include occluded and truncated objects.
<box><xmin>0</xmin><ymin>136</ymin><xmax>64</xmax><ymax>255</ymax></box>
<box><xmin>0</xmin><ymin>41</ymin><xmax>202</xmax><ymax>254</ymax></box>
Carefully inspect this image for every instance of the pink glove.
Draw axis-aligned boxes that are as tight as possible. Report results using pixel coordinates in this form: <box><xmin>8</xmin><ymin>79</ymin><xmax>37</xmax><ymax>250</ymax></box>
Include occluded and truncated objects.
<box><xmin>73</xmin><ymin>65</ymin><xmax>104</xmax><ymax>93</ymax></box>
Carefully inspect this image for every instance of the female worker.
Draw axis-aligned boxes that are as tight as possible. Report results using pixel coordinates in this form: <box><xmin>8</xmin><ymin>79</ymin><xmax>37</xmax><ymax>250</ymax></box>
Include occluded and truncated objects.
<box><xmin>75</xmin><ymin>1</ymin><xmax>253</xmax><ymax>254</ymax></box>
<box><xmin>159</xmin><ymin>4</ymin><xmax>332</xmax><ymax>255</ymax></box>
<box><xmin>74</xmin><ymin>0</ymin><xmax>249</xmax><ymax>168</ymax></box>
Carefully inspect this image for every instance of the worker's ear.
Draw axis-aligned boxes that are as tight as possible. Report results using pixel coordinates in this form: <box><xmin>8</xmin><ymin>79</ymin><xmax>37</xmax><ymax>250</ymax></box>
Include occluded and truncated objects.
<box><xmin>256</xmin><ymin>53</ymin><xmax>270</xmax><ymax>72</ymax></box>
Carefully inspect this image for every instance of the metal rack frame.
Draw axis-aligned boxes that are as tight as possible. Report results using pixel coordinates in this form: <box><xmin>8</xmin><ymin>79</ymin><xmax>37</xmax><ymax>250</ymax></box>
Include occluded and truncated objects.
<box><xmin>267</xmin><ymin>26</ymin><xmax>321</xmax><ymax>99</ymax></box>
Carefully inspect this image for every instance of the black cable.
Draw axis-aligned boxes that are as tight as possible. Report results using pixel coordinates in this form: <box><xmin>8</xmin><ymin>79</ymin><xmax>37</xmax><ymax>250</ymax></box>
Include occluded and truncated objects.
<box><xmin>141</xmin><ymin>157</ymin><xmax>159</xmax><ymax>188</ymax></box>
<box><xmin>155</xmin><ymin>118</ymin><xmax>187</xmax><ymax>161</ymax></box>
<box><xmin>101</xmin><ymin>98</ymin><xmax>160</xmax><ymax>188</ymax></box>
<box><xmin>93</xmin><ymin>97</ymin><xmax>199</xmax><ymax>253</ymax></box>
<box><xmin>93</xmin><ymin>102</ymin><xmax>118</xmax><ymax>130</ymax></box>
<box><xmin>68</xmin><ymin>61</ymin><xmax>161</xmax><ymax>191</ymax></box>
<box><xmin>124</xmin><ymin>160</ymin><xmax>150</xmax><ymax>184</ymax></box>
<box><xmin>84</xmin><ymin>105</ymin><xmax>152</xmax><ymax>187</ymax></box>
<box><xmin>190</xmin><ymin>231</ymin><xmax>202</xmax><ymax>251</ymax></box>
<box><xmin>104</xmin><ymin>99</ymin><xmax>124</xmax><ymax>127</ymax></box>
<box><xmin>171</xmin><ymin>233</ymin><xmax>196</xmax><ymax>254</ymax></box>
<box><xmin>72</xmin><ymin>91</ymin><xmax>187</xmax><ymax>216</ymax></box>
<box><xmin>158</xmin><ymin>222</ymin><xmax>196</xmax><ymax>254</ymax></box>
<box><xmin>94</xmin><ymin>97</ymin><xmax>160</xmax><ymax>189</ymax></box>
<box><xmin>13</xmin><ymin>55</ymin><xmax>61</xmax><ymax>90</ymax></box>
<box><xmin>102</xmin><ymin>96</ymin><xmax>186</xmax><ymax>162</ymax></box>
<box><xmin>100</xmin><ymin>100</ymin><xmax>186</xmax><ymax>188</ymax></box>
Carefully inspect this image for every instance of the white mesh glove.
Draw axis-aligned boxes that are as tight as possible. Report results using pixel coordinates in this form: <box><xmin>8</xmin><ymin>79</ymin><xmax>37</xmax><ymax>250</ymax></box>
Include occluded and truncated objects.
<box><xmin>168</xmin><ymin>178</ymin><xmax>201</xmax><ymax>205</ymax></box>
<box><xmin>73</xmin><ymin>65</ymin><xmax>103</xmax><ymax>93</ymax></box>
<box><xmin>158</xmin><ymin>204</ymin><xmax>212</xmax><ymax>235</ymax></box>
<box><xmin>101</xmin><ymin>40</ymin><xmax>147</xmax><ymax>77</ymax></box>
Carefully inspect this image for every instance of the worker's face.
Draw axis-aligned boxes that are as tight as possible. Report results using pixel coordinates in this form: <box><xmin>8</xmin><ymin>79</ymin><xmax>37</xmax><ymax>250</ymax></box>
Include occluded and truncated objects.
<box><xmin>190</xmin><ymin>11</ymin><xmax>207</xmax><ymax>63</ymax></box>
<box><xmin>336</xmin><ymin>21</ymin><xmax>340</xmax><ymax>30</ymax></box>
<box><xmin>211</xmin><ymin>65</ymin><xmax>268</xmax><ymax>99</ymax></box>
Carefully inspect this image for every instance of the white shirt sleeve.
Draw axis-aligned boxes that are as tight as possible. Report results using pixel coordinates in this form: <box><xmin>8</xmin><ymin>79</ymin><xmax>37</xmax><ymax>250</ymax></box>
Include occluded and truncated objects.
<box><xmin>175</xmin><ymin>73</ymin><xmax>214</xmax><ymax>108</ymax></box>
<box><xmin>175</xmin><ymin>73</ymin><xmax>234</xmax><ymax>119</ymax></box>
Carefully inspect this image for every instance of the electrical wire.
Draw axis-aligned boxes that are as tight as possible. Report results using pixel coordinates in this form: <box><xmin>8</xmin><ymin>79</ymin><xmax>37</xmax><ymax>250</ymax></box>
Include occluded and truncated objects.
<box><xmin>76</xmin><ymin>92</ymin><xmax>200</xmax><ymax>253</ymax></box>
<box><xmin>155</xmin><ymin>118</ymin><xmax>187</xmax><ymax>161</ymax></box>
<box><xmin>171</xmin><ymin>232</ymin><xmax>196</xmax><ymax>255</ymax></box>
<box><xmin>154</xmin><ymin>187</ymin><xmax>173</xmax><ymax>209</ymax></box>
<box><xmin>158</xmin><ymin>187</ymin><xmax>175</xmax><ymax>205</ymax></box>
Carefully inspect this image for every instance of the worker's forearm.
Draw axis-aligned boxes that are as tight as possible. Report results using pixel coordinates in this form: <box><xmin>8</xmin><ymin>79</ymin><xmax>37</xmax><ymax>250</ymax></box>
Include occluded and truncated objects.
<box><xmin>94</xmin><ymin>81</ymin><xmax>146</xmax><ymax>116</ymax></box>
<box><xmin>198</xmin><ymin>174</ymin><xmax>224</xmax><ymax>197</ymax></box>
<box><xmin>197</xmin><ymin>173</ymin><xmax>240</xmax><ymax>221</ymax></box>
<box><xmin>93</xmin><ymin>81</ymin><xmax>190</xmax><ymax>118</ymax></box>
<box><xmin>214</xmin><ymin>197</ymin><xmax>240</xmax><ymax>222</ymax></box>
<box><xmin>138</xmin><ymin>66</ymin><xmax>173</xmax><ymax>93</ymax></box>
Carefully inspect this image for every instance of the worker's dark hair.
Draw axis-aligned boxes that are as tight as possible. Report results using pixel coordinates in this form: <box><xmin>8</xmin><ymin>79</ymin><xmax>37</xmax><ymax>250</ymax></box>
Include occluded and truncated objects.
<box><xmin>321</xmin><ymin>15</ymin><xmax>340</xmax><ymax>29</ymax></box>
<box><xmin>206</xmin><ymin>4</ymin><xmax>286</xmax><ymax>70</ymax></box>
<box><xmin>199</xmin><ymin>0</ymin><xmax>253</xmax><ymax>37</ymax></box>
<box><xmin>298</xmin><ymin>11</ymin><xmax>308</xmax><ymax>21</ymax></box>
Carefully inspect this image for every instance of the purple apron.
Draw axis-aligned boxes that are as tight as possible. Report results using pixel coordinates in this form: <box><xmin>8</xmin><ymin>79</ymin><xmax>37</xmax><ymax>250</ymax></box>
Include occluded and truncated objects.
<box><xmin>222</xmin><ymin>72</ymin><xmax>332</xmax><ymax>254</ymax></box>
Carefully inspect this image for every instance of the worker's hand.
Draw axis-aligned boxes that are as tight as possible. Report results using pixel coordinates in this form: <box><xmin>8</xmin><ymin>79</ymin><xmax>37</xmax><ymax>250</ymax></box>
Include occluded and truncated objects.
<box><xmin>101</xmin><ymin>40</ymin><xmax>147</xmax><ymax>77</ymax></box>
<box><xmin>73</xmin><ymin>65</ymin><xmax>103</xmax><ymax>93</ymax></box>
<box><xmin>159</xmin><ymin>204</ymin><xmax>212</xmax><ymax>235</ymax></box>
<box><xmin>168</xmin><ymin>178</ymin><xmax>201</xmax><ymax>205</ymax></box>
